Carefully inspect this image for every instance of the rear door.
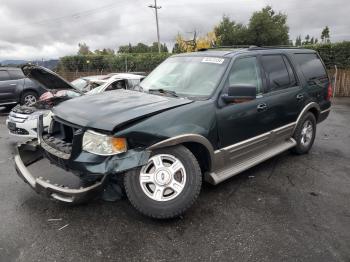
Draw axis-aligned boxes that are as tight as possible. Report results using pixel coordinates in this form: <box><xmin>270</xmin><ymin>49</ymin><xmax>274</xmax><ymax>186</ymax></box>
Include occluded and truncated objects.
<box><xmin>0</xmin><ymin>70</ymin><xmax>18</xmax><ymax>103</ymax></box>
<box><xmin>259</xmin><ymin>53</ymin><xmax>305</xmax><ymax>130</ymax></box>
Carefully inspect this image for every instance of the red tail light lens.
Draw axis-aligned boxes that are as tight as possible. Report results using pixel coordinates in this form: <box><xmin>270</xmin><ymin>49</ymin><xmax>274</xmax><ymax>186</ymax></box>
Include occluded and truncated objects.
<box><xmin>326</xmin><ymin>83</ymin><xmax>332</xmax><ymax>100</ymax></box>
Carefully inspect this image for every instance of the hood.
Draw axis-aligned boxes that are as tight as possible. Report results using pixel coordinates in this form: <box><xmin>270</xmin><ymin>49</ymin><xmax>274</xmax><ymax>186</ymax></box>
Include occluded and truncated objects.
<box><xmin>52</xmin><ymin>89</ymin><xmax>193</xmax><ymax>131</ymax></box>
<box><xmin>22</xmin><ymin>65</ymin><xmax>82</xmax><ymax>93</ymax></box>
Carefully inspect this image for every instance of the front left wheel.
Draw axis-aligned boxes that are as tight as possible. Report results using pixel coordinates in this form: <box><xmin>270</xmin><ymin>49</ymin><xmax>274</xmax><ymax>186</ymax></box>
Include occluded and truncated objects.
<box><xmin>124</xmin><ymin>145</ymin><xmax>202</xmax><ymax>219</ymax></box>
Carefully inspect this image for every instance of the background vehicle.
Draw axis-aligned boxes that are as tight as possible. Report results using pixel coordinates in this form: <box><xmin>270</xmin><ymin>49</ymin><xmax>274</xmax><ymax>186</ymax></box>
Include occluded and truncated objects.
<box><xmin>0</xmin><ymin>67</ymin><xmax>45</xmax><ymax>107</ymax></box>
<box><xmin>7</xmin><ymin>69</ymin><xmax>145</xmax><ymax>138</ymax></box>
<box><xmin>15</xmin><ymin>48</ymin><xmax>331</xmax><ymax>219</ymax></box>
<box><xmin>70</xmin><ymin>75</ymin><xmax>108</xmax><ymax>92</ymax></box>
<box><xmin>88</xmin><ymin>73</ymin><xmax>145</xmax><ymax>94</ymax></box>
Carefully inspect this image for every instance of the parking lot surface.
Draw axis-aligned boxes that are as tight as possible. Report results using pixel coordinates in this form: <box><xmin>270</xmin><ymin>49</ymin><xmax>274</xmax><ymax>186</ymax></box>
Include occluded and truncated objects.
<box><xmin>0</xmin><ymin>98</ymin><xmax>349</xmax><ymax>262</ymax></box>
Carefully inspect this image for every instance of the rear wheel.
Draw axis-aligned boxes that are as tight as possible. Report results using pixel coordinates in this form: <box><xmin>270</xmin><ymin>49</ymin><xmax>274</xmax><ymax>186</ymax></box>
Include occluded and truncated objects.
<box><xmin>21</xmin><ymin>91</ymin><xmax>38</xmax><ymax>106</ymax></box>
<box><xmin>124</xmin><ymin>145</ymin><xmax>202</xmax><ymax>219</ymax></box>
<box><xmin>292</xmin><ymin>112</ymin><xmax>317</xmax><ymax>155</ymax></box>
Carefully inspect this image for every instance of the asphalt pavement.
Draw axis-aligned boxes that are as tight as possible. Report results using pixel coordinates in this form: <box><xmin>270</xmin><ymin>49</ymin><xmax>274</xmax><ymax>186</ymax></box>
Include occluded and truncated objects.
<box><xmin>0</xmin><ymin>98</ymin><xmax>349</xmax><ymax>262</ymax></box>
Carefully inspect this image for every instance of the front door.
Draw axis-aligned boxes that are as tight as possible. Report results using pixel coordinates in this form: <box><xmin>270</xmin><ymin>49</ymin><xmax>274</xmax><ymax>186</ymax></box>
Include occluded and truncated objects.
<box><xmin>217</xmin><ymin>55</ymin><xmax>273</xmax><ymax>148</ymax></box>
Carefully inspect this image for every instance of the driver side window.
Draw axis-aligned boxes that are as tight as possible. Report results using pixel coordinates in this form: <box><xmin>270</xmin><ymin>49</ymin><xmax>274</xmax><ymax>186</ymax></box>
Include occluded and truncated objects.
<box><xmin>227</xmin><ymin>56</ymin><xmax>262</xmax><ymax>94</ymax></box>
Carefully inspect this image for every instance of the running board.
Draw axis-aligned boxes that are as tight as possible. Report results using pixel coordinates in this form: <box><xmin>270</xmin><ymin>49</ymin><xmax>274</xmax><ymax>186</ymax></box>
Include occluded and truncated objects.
<box><xmin>205</xmin><ymin>138</ymin><xmax>296</xmax><ymax>185</ymax></box>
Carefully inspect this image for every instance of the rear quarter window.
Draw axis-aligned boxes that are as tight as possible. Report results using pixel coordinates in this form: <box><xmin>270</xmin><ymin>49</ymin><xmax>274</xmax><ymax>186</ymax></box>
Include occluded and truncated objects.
<box><xmin>8</xmin><ymin>69</ymin><xmax>25</xmax><ymax>80</ymax></box>
<box><xmin>294</xmin><ymin>53</ymin><xmax>328</xmax><ymax>85</ymax></box>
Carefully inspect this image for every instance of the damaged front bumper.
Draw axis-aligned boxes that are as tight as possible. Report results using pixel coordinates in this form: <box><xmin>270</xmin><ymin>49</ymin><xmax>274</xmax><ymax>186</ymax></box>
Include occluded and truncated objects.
<box><xmin>14</xmin><ymin>139</ymin><xmax>150</xmax><ymax>203</ymax></box>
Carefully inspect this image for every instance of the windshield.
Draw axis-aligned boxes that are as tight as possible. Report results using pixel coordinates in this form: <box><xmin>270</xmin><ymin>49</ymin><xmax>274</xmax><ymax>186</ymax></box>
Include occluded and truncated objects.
<box><xmin>87</xmin><ymin>82</ymin><xmax>109</xmax><ymax>95</ymax></box>
<box><xmin>71</xmin><ymin>78</ymin><xmax>88</xmax><ymax>91</ymax></box>
<box><xmin>140</xmin><ymin>56</ymin><xmax>229</xmax><ymax>97</ymax></box>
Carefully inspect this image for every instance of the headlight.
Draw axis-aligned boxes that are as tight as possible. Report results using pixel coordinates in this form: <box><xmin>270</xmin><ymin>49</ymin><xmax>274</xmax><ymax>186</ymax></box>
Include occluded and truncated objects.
<box><xmin>82</xmin><ymin>130</ymin><xmax>127</xmax><ymax>156</ymax></box>
<box><xmin>27</xmin><ymin>110</ymin><xmax>50</xmax><ymax>120</ymax></box>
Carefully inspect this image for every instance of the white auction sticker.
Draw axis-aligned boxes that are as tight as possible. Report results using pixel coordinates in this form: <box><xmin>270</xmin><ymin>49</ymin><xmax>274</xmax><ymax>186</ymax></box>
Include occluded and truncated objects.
<box><xmin>201</xmin><ymin>57</ymin><xmax>225</xmax><ymax>64</ymax></box>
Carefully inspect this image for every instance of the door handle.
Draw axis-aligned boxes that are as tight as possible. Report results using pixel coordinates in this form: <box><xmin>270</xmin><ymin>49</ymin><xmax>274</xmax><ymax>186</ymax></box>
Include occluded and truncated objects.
<box><xmin>296</xmin><ymin>94</ymin><xmax>304</xmax><ymax>101</ymax></box>
<box><xmin>10</xmin><ymin>84</ymin><xmax>16</xmax><ymax>86</ymax></box>
<box><xmin>257</xmin><ymin>103</ymin><xmax>268</xmax><ymax>112</ymax></box>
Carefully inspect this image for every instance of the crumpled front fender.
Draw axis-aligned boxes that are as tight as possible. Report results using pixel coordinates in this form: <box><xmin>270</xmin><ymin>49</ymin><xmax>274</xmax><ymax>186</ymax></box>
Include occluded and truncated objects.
<box><xmin>14</xmin><ymin>139</ymin><xmax>151</xmax><ymax>203</ymax></box>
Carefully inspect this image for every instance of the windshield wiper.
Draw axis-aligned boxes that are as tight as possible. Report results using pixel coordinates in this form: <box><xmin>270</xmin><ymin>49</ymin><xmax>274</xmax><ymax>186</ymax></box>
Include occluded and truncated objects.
<box><xmin>148</xmin><ymin>88</ymin><xmax>179</xmax><ymax>97</ymax></box>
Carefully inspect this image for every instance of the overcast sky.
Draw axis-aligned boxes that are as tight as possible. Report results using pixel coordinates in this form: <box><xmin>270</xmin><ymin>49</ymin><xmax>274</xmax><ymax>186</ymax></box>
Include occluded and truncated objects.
<box><xmin>0</xmin><ymin>0</ymin><xmax>349</xmax><ymax>60</ymax></box>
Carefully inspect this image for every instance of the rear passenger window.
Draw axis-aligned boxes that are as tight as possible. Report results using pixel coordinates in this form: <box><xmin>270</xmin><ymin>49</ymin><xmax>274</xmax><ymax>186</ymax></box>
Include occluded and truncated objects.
<box><xmin>261</xmin><ymin>55</ymin><xmax>296</xmax><ymax>92</ymax></box>
<box><xmin>9</xmin><ymin>69</ymin><xmax>25</xmax><ymax>80</ymax></box>
<box><xmin>0</xmin><ymin>70</ymin><xmax>10</xmax><ymax>81</ymax></box>
<box><xmin>294</xmin><ymin>53</ymin><xmax>328</xmax><ymax>86</ymax></box>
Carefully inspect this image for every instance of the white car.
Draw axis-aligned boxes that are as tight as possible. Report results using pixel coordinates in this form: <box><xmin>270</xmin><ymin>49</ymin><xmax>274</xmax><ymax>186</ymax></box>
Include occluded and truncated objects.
<box><xmin>87</xmin><ymin>73</ymin><xmax>145</xmax><ymax>94</ymax></box>
<box><xmin>6</xmin><ymin>67</ymin><xmax>145</xmax><ymax>138</ymax></box>
<box><xmin>6</xmin><ymin>107</ymin><xmax>52</xmax><ymax>137</ymax></box>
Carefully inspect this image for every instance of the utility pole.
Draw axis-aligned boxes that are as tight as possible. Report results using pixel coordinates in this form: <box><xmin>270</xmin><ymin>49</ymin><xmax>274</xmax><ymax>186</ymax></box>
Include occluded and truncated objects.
<box><xmin>148</xmin><ymin>0</ymin><xmax>161</xmax><ymax>53</ymax></box>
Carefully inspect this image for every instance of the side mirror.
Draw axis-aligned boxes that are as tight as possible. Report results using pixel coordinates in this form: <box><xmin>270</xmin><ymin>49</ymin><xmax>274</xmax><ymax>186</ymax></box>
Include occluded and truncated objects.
<box><xmin>221</xmin><ymin>84</ymin><xmax>256</xmax><ymax>103</ymax></box>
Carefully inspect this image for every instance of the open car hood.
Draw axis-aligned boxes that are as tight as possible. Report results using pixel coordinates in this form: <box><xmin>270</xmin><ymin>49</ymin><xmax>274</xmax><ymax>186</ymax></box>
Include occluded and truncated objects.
<box><xmin>21</xmin><ymin>65</ymin><xmax>82</xmax><ymax>93</ymax></box>
<box><xmin>52</xmin><ymin>89</ymin><xmax>193</xmax><ymax>131</ymax></box>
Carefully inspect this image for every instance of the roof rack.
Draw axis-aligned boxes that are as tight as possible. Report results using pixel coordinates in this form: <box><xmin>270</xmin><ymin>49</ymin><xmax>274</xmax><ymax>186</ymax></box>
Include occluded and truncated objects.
<box><xmin>197</xmin><ymin>45</ymin><xmax>301</xmax><ymax>52</ymax></box>
<box><xmin>197</xmin><ymin>45</ymin><xmax>256</xmax><ymax>52</ymax></box>
<box><xmin>248</xmin><ymin>45</ymin><xmax>300</xmax><ymax>50</ymax></box>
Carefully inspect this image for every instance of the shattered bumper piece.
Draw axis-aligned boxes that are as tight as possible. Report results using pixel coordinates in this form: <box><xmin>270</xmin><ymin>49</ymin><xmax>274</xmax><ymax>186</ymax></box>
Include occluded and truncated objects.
<box><xmin>14</xmin><ymin>140</ymin><xmax>106</xmax><ymax>203</ymax></box>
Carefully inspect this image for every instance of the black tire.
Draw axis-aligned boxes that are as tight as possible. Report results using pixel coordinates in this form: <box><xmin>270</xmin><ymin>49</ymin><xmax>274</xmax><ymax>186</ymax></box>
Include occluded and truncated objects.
<box><xmin>124</xmin><ymin>145</ymin><xmax>202</xmax><ymax>219</ymax></box>
<box><xmin>20</xmin><ymin>91</ymin><xmax>38</xmax><ymax>106</ymax></box>
<box><xmin>291</xmin><ymin>112</ymin><xmax>317</xmax><ymax>155</ymax></box>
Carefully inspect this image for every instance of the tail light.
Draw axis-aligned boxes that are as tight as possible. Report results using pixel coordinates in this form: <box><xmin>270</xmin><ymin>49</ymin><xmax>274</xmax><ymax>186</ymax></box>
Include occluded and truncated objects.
<box><xmin>326</xmin><ymin>83</ymin><xmax>332</xmax><ymax>101</ymax></box>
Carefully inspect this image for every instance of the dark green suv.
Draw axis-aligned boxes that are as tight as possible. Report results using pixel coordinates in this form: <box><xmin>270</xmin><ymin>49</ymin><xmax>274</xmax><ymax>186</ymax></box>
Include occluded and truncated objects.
<box><xmin>15</xmin><ymin>47</ymin><xmax>331</xmax><ymax>219</ymax></box>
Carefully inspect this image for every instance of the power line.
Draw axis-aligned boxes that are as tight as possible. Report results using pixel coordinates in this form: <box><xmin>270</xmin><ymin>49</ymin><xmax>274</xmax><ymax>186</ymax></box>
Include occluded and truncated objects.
<box><xmin>14</xmin><ymin>2</ymin><xmax>122</xmax><ymax>28</ymax></box>
<box><xmin>148</xmin><ymin>0</ymin><xmax>162</xmax><ymax>53</ymax></box>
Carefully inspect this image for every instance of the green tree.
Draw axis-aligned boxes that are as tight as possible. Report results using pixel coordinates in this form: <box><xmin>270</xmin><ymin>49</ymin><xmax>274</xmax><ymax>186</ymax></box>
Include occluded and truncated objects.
<box><xmin>134</xmin><ymin>43</ymin><xmax>150</xmax><ymax>53</ymax></box>
<box><xmin>248</xmin><ymin>6</ymin><xmax>289</xmax><ymax>46</ymax></box>
<box><xmin>295</xmin><ymin>35</ymin><xmax>302</xmax><ymax>46</ymax></box>
<box><xmin>149</xmin><ymin>42</ymin><xmax>168</xmax><ymax>53</ymax></box>
<box><xmin>77</xmin><ymin>42</ymin><xmax>92</xmax><ymax>55</ymax></box>
<box><xmin>161</xmin><ymin>43</ymin><xmax>169</xmax><ymax>53</ymax></box>
<box><xmin>172</xmin><ymin>42</ymin><xmax>182</xmax><ymax>53</ymax></box>
<box><xmin>310</xmin><ymin>37</ymin><xmax>315</xmax><ymax>45</ymax></box>
<box><xmin>303</xmin><ymin>34</ymin><xmax>310</xmax><ymax>45</ymax></box>
<box><xmin>214</xmin><ymin>15</ymin><xmax>249</xmax><ymax>46</ymax></box>
<box><xmin>94</xmin><ymin>48</ymin><xmax>115</xmax><ymax>55</ymax></box>
<box><xmin>118</xmin><ymin>43</ymin><xmax>133</xmax><ymax>53</ymax></box>
<box><xmin>118</xmin><ymin>42</ymin><xmax>169</xmax><ymax>53</ymax></box>
<box><xmin>321</xmin><ymin>26</ymin><xmax>330</xmax><ymax>43</ymax></box>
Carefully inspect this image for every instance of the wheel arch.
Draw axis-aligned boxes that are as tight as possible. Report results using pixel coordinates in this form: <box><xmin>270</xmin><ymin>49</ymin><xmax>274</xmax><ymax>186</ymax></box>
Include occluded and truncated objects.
<box><xmin>21</xmin><ymin>89</ymin><xmax>39</xmax><ymax>99</ymax></box>
<box><xmin>293</xmin><ymin>102</ymin><xmax>320</xmax><ymax>134</ymax></box>
<box><xmin>147</xmin><ymin>134</ymin><xmax>215</xmax><ymax>174</ymax></box>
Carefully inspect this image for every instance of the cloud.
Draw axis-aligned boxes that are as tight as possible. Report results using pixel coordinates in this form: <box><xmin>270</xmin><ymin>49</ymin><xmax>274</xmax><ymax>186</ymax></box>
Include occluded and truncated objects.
<box><xmin>0</xmin><ymin>0</ymin><xmax>349</xmax><ymax>60</ymax></box>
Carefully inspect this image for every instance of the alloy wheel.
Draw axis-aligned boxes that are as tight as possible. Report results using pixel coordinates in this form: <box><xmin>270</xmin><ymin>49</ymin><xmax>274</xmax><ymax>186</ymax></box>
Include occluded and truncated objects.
<box><xmin>300</xmin><ymin>120</ymin><xmax>313</xmax><ymax>147</ymax></box>
<box><xmin>139</xmin><ymin>154</ymin><xmax>187</xmax><ymax>202</ymax></box>
<box><xmin>24</xmin><ymin>95</ymin><xmax>37</xmax><ymax>106</ymax></box>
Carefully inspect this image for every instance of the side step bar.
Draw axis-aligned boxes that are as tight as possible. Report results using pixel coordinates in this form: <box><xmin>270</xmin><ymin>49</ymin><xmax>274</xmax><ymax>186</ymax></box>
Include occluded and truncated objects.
<box><xmin>205</xmin><ymin>138</ymin><xmax>296</xmax><ymax>185</ymax></box>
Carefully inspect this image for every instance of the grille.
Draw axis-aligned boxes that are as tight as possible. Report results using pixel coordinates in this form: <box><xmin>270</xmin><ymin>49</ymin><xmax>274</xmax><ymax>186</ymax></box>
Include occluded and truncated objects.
<box><xmin>10</xmin><ymin>127</ymin><xmax>29</xmax><ymax>135</ymax></box>
<box><xmin>42</xmin><ymin>119</ymin><xmax>78</xmax><ymax>156</ymax></box>
<box><xmin>50</xmin><ymin>119</ymin><xmax>76</xmax><ymax>143</ymax></box>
